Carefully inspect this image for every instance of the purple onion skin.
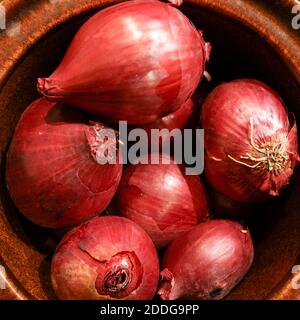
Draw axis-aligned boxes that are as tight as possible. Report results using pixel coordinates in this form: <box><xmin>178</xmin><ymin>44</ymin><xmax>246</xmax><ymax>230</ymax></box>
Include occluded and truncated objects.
<box><xmin>115</xmin><ymin>153</ymin><xmax>209</xmax><ymax>248</ymax></box>
<box><xmin>6</xmin><ymin>98</ymin><xmax>122</xmax><ymax>228</ymax></box>
<box><xmin>201</xmin><ymin>79</ymin><xmax>299</xmax><ymax>202</ymax></box>
<box><xmin>51</xmin><ymin>216</ymin><xmax>160</xmax><ymax>300</ymax></box>
<box><xmin>158</xmin><ymin>220</ymin><xmax>254</xmax><ymax>300</ymax></box>
<box><xmin>37</xmin><ymin>0</ymin><xmax>210</xmax><ymax>124</ymax></box>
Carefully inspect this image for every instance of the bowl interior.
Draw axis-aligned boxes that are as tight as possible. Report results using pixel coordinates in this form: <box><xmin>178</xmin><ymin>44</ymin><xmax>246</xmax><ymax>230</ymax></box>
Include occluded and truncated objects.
<box><xmin>0</xmin><ymin>2</ymin><xmax>300</xmax><ymax>300</ymax></box>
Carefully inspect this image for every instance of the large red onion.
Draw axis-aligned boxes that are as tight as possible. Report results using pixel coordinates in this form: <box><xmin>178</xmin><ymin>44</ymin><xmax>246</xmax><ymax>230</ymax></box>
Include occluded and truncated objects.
<box><xmin>158</xmin><ymin>220</ymin><xmax>254</xmax><ymax>300</ymax></box>
<box><xmin>37</xmin><ymin>0</ymin><xmax>210</xmax><ymax>124</ymax></box>
<box><xmin>114</xmin><ymin>153</ymin><xmax>209</xmax><ymax>248</ymax></box>
<box><xmin>51</xmin><ymin>216</ymin><xmax>159</xmax><ymax>300</ymax></box>
<box><xmin>6</xmin><ymin>98</ymin><xmax>122</xmax><ymax>228</ymax></box>
<box><xmin>201</xmin><ymin>79</ymin><xmax>299</xmax><ymax>202</ymax></box>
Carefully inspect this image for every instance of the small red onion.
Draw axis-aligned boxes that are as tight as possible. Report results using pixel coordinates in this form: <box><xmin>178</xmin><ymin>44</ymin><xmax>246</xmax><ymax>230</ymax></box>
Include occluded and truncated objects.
<box><xmin>51</xmin><ymin>216</ymin><xmax>159</xmax><ymax>300</ymax></box>
<box><xmin>37</xmin><ymin>0</ymin><xmax>210</xmax><ymax>124</ymax></box>
<box><xmin>201</xmin><ymin>79</ymin><xmax>299</xmax><ymax>202</ymax></box>
<box><xmin>158</xmin><ymin>220</ymin><xmax>254</xmax><ymax>300</ymax></box>
<box><xmin>6</xmin><ymin>98</ymin><xmax>122</xmax><ymax>228</ymax></box>
<box><xmin>115</xmin><ymin>153</ymin><xmax>209</xmax><ymax>248</ymax></box>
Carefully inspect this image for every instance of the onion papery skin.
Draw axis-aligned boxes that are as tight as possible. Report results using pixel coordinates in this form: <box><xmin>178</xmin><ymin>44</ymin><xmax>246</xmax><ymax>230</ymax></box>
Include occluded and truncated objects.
<box><xmin>158</xmin><ymin>220</ymin><xmax>254</xmax><ymax>300</ymax></box>
<box><xmin>51</xmin><ymin>216</ymin><xmax>160</xmax><ymax>300</ymax></box>
<box><xmin>201</xmin><ymin>79</ymin><xmax>300</xmax><ymax>202</ymax></box>
<box><xmin>37</xmin><ymin>0</ymin><xmax>210</xmax><ymax>124</ymax></box>
<box><xmin>141</xmin><ymin>98</ymin><xmax>197</xmax><ymax>146</ymax></box>
<box><xmin>6</xmin><ymin>98</ymin><xmax>122</xmax><ymax>228</ymax></box>
<box><xmin>115</xmin><ymin>153</ymin><xmax>209</xmax><ymax>248</ymax></box>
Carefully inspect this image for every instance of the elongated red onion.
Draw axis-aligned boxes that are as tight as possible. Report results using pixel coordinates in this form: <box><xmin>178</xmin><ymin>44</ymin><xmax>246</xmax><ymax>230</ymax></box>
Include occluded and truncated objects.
<box><xmin>51</xmin><ymin>216</ymin><xmax>159</xmax><ymax>300</ymax></box>
<box><xmin>115</xmin><ymin>153</ymin><xmax>209</xmax><ymax>248</ymax></box>
<box><xmin>201</xmin><ymin>79</ymin><xmax>299</xmax><ymax>202</ymax></box>
<box><xmin>6</xmin><ymin>98</ymin><xmax>122</xmax><ymax>228</ymax></box>
<box><xmin>37</xmin><ymin>0</ymin><xmax>210</xmax><ymax>124</ymax></box>
<box><xmin>158</xmin><ymin>220</ymin><xmax>254</xmax><ymax>300</ymax></box>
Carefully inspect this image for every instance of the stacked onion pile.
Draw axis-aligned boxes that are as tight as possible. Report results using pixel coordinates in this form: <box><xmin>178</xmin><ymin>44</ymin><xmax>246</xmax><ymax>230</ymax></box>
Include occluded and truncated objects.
<box><xmin>5</xmin><ymin>0</ymin><xmax>299</xmax><ymax>300</ymax></box>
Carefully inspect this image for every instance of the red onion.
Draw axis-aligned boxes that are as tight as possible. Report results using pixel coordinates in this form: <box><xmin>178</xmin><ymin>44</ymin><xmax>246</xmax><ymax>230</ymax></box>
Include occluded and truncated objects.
<box><xmin>201</xmin><ymin>79</ymin><xmax>299</xmax><ymax>202</ymax></box>
<box><xmin>115</xmin><ymin>153</ymin><xmax>209</xmax><ymax>248</ymax></box>
<box><xmin>51</xmin><ymin>216</ymin><xmax>159</xmax><ymax>300</ymax></box>
<box><xmin>158</xmin><ymin>220</ymin><xmax>254</xmax><ymax>300</ymax></box>
<box><xmin>6</xmin><ymin>98</ymin><xmax>122</xmax><ymax>228</ymax></box>
<box><xmin>37</xmin><ymin>0</ymin><xmax>210</xmax><ymax>124</ymax></box>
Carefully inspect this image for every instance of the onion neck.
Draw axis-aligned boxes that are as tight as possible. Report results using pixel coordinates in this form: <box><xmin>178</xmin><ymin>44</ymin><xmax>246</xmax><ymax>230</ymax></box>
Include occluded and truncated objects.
<box><xmin>158</xmin><ymin>268</ymin><xmax>178</xmax><ymax>300</ymax></box>
<box><xmin>37</xmin><ymin>77</ymin><xmax>50</xmax><ymax>96</ymax></box>
<box><xmin>86</xmin><ymin>122</ymin><xmax>119</xmax><ymax>165</ymax></box>
<box><xmin>37</xmin><ymin>77</ymin><xmax>63</xmax><ymax>100</ymax></box>
<box><xmin>95</xmin><ymin>251</ymin><xmax>143</xmax><ymax>299</ymax></box>
<box><xmin>167</xmin><ymin>0</ymin><xmax>183</xmax><ymax>6</ymax></box>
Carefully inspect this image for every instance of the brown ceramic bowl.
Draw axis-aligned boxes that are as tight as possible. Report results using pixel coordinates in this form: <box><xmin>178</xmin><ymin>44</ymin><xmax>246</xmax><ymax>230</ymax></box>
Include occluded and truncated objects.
<box><xmin>0</xmin><ymin>0</ymin><xmax>300</xmax><ymax>300</ymax></box>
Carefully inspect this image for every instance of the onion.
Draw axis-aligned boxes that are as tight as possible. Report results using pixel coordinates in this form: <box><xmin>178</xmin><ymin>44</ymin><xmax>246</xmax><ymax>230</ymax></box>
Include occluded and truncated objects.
<box><xmin>201</xmin><ymin>79</ymin><xmax>299</xmax><ymax>202</ymax></box>
<box><xmin>6</xmin><ymin>98</ymin><xmax>122</xmax><ymax>228</ymax></box>
<box><xmin>37</xmin><ymin>0</ymin><xmax>210</xmax><ymax>124</ymax></box>
<box><xmin>115</xmin><ymin>153</ymin><xmax>209</xmax><ymax>248</ymax></box>
<box><xmin>51</xmin><ymin>216</ymin><xmax>159</xmax><ymax>300</ymax></box>
<box><xmin>158</xmin><ymin>220</ymin><xmax>254</xmax><ymax>300</ymax></box>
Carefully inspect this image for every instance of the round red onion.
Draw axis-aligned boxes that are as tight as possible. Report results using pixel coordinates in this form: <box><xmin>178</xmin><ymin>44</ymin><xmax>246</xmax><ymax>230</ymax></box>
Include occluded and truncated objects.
<box><xmin>115</xmin><ymin>153</ymin><xmax>209</xmax><ymax>248</ymax></box>
<box><xmin>37</xmin><ymin>0</ymin><xmax>210</xmax><ymax>124</ymax></box>
<box><xmin>51</xmin><ymin>216</ymin><xmax>159</xmax><ymax>300</ymax></box>
<box><xmin>201</xmin><ymin>79</ymin><xmax>299</xmax><ymax>202</ymax></box>
<box><xmin>158</xmin><ymin>220</ymin><xmax>254</xmax><ymax>300</ymax></box>
<box><xmin>6</xmin><ymin>98</ymin><xmax>122</xmax><ymax>228</ymax></box>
